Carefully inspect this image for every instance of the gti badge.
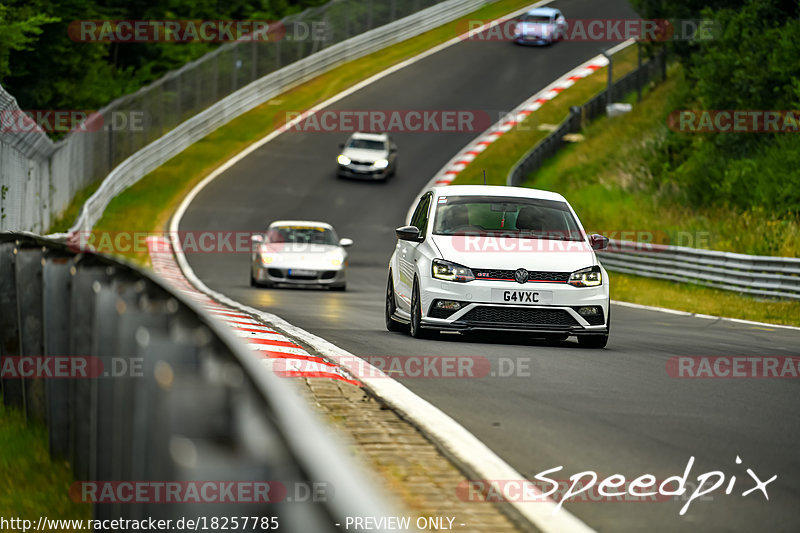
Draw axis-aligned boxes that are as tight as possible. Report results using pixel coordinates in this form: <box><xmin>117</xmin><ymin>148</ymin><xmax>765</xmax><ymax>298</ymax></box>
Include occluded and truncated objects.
<box><xmin>514</xmin><ymin>268</ymin><xmax>529</xmax><ymax>284</ymax></box>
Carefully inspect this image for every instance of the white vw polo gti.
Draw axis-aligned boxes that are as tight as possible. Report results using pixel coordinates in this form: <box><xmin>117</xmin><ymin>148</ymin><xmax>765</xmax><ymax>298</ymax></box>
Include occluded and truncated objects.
<box><xmin>385</xmin><ymin>185</ymin><xmax>610</xmax><ymax>347</ymax></box>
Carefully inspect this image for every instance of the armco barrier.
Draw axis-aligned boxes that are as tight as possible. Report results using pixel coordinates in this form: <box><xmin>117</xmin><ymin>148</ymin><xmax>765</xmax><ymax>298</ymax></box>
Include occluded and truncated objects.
<box><xmin>1</xmin><ymin>0</ymin><xmax>487</xmax><ymax>234</ymax></box>
<box><xmin>598</xmin><ymin>240</ymin><xmax>800</xmax><ymax>300</ymax></box>
<box><xmin>0</xmin><ymin>232</ymin><xmax>405</xmax><ymax>531</ymax></box>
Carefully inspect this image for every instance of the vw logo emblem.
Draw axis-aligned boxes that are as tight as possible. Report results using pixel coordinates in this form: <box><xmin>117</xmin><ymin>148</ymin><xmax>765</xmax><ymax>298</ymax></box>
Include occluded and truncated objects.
<box><xmin>514</xmin><ymin>268</ymin><xmax>529</xmax><ymax>284</ymax></box>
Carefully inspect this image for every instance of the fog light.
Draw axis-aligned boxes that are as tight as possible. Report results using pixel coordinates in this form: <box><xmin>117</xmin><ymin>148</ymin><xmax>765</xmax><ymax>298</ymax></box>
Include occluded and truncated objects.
<box><xmin>436</xmin><ymin>300</ymin><xmax>462</xmax><ymax>310</ymax></box>
<box><xmin>577</xmin><ymin>306</ymin><xmax>601</xmax><ymax>316</ymax></box>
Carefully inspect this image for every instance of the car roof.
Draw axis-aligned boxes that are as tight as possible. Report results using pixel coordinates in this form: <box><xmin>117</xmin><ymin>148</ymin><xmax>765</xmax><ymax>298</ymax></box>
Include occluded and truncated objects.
<box><xmin>268</xmin><ymin>220</ymin><xmax>334</xmax><ymax>230</ymax></box>
<box><xmin>429</xmin><ymin>185</ymin><xmax>568</xmax><ymax>203</ymax></box>
<box><xmin>349</xmin><ymin>132</ymin><xmax>389</xmax><ymax>141</ymax></box>
<box><xmin>525</xmin><ymin>7</ymin><xmax>559</xmax><ymax>16</ymax></box>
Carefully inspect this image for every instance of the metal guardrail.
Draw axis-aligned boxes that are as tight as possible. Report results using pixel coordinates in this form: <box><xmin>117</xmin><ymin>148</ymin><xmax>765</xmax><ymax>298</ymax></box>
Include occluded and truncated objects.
<box><xmin>599</xmin><ymin>240</ymin><xmax>800</xmax><ymax>300</ymax></box>
<box><xmin>506</xmin><ymin>48</ymin><xmax>666</xmax><ymax>188</ymax></box>
<box><xmin>0</xmin><ymin>232</ymin><xmax>400</xmax><ymax>530</ymax></box>
<box><xmin>1</xmin><ymin>0</ymin><xmax>487</xmax><ymax>234</ymax></box>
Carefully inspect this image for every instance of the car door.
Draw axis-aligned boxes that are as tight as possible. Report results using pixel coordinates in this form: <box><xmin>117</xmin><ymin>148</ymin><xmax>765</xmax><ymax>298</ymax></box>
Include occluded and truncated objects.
<box><xmin>395</xmin><ymin>192</ymin><xmax>432</xmax><ymax>311</ymax></box>
<box><xmin>554</xmin><ymin>10</ymin><xmax>566</xmax><ymax>38</ymax></box>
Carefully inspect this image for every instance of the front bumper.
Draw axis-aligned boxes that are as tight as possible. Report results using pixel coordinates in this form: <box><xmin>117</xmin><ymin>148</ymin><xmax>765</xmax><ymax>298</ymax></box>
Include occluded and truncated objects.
<box><xmin>515</xmin><ymin>35</ymin><xmax>553</xmax><ymax>45</ymax></box>
<box><xmin>252</xmin><ymin>263</ymin><xmax>346</xmax><ymax>287</ymax></box>
<box><xmin>338</xmin><ymin>164</ymin><xmax>390</xmax><ymax>180</ymax></box>
<box><xmin>418</xmin><ymin>278</ymin><xmax>608</xmax><ymax>335</ymax></box>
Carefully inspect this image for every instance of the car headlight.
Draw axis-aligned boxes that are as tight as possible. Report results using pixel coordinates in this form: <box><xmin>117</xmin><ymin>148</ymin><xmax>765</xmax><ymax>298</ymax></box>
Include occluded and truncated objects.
<box><xmin>337</xmin><ymin>154</ymin><xmax>351</xmax><ymax>166</ymax></box>
<box><xmin>513</xmin><ymin>25</ymin><xmax>522</xmax><ymax>36</ymax></box>
<box><xmin>372</xmin><ymin>158</ymin><xmax>389</xmax><ymax>169</ymax></box>
<box><xmin>568</xmin><ymin>266</ymin><xmax>602</xmax><ymax>287</ymax></box>
<box><xmin>432</xmin><ymin>259</ymin><xmax>474</xmax><ymax>282</ymax></box>
<box><xmin>260</xmin><ymin>253</ymin><xmax>278</xmax><ymax>264</ymax></box>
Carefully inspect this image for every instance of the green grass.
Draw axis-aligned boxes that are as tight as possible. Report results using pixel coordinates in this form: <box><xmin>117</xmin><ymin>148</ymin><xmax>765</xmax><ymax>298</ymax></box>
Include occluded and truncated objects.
<box><xmin>611</xmin><ymin>272</ymin><xmax>800</xmax><ymax>327</ymax></box>
<box><xmin>452</xmin><ymin>44</ymin><xmax>640</xmax><ymax>186</ymax></box>
<box><xmin>0</xmin><ymin>401</ymin><xmax>91</xmax><ymax>527</ymax></box>
<box><xmin>450</xmin><ymin>57</ymin><xmax>800</xmax><ymax>326</ymax></box>
<box><xmin>51</xmin><ymin>0</ymin><xmax>543</xmax><ymax>266</ymax></box>
<box><xmin>527</xmin><ymin>68</ymin><xmax>800</xmax><ymax>258</ymax></box>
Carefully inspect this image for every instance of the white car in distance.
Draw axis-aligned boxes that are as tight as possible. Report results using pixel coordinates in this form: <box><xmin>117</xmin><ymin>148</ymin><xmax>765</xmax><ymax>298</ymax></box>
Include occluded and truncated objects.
<box><xmin>385</xmin><ymin>186</ymin><xmax>610</xmax><ymax>347</ymax></box>
<box><xmin>251</xmin><ymin>221</ymin><xmax>352</xmax><ymax>290</ymax></box>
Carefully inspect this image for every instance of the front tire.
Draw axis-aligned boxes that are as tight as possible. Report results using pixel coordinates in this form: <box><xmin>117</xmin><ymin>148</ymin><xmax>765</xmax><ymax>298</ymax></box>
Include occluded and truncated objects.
<box><xmin>385</xmin><ymin>273</ymin><xmax>406</xmax><ymax>332</ymax></box>
<box><xmin>409</xmin><ymin>278</ymin><xmax>427</xmax><ymax>339</ymax></box>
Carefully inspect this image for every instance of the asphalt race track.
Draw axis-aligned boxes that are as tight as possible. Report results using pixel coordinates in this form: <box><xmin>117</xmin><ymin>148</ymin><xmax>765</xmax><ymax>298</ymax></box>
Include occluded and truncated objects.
<box><xmin>179</xmin><ymin>0</ymin><xmax>800</xmax><ymax>531</ymax></box>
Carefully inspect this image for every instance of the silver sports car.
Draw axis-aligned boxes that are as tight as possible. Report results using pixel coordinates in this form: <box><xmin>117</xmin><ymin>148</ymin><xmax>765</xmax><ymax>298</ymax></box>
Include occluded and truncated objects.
<box><xmin>250</xmin><ymin>221</ymin><xmax>353</xmax><ymax>290</ymax></box>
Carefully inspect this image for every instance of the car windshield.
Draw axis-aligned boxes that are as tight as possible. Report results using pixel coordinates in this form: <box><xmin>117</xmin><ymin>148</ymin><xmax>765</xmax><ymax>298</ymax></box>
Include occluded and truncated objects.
<box><xmin>521</xmin><ymin>14</ymin><xmax>552</xmax><ymax>23</ymax></box>
<box><xmin>266</xmin><ymin>225</ymin><xmax>338</xmax><ymax>245</ymax></box>
<box><xmin>432</xmin><ymin>196</ymin><xmax>584</xmax><ymax>241</ymax></box>
<box><xmin>347</xmin><ymin>138</ymin><xmax>386</xmax><ymax>151</ymax></box>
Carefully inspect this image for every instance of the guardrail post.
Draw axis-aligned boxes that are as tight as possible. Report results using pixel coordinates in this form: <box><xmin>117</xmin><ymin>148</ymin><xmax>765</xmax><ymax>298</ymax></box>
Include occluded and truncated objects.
<box><xmin>42</xmin><ymin>251</ymin><xmax>73</xmax><ymax>457</ymax></box>
<box><xmin>601</xmin><ymin>49</ymin><xmax>612</xmax><ymax>109</ymax></box>
<box><xmin>15</xmin><ymin>245</ymin><xmax>47</xmax><ymax>422</ymax></box>
<box><xmin>0</xmin><ymin>241</ymin><xmax>21</xmax><ymax>407</ymax></box>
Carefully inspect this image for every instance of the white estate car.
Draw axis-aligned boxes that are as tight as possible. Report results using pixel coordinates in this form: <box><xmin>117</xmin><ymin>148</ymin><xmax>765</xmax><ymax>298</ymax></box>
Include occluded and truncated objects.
<box><xmin>385</xmin><ymin>186</ymin><xmax>610</xmax><ymax>347</ymax></box>
<box><xmin>251</xmin><ymin>221</ymin><xmax>352</xmax><ymax>290</ymax></box>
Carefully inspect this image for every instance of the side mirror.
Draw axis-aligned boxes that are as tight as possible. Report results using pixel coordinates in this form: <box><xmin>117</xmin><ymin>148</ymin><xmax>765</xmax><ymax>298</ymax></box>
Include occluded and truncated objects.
<box><xmin>390</xmin><ymin>144</ymin><xmax>398</xmax><ymax>152</ymax></box>
<box><xmin>338</xmin><ymin>143</ymin><xmax>344</xmax><ymax>149</ymax></box>
<box><xmin>589</xmin><ymin>234</ymin><xmax>609</xmax><ymax>250</ymax></box>
<box><xmin>339</xmin><ymin>238</ymin><xmax>354</xmax><ymax>247</ymax></box>
<box><xmin>396</xmin><ymin>225</ymin><xmax>421</xmax><ymax>241</ymax></box>
<box><xmin>251</xmin><ymin>234</ymin><xmax>264</xmax><ymax>243</ymax></box>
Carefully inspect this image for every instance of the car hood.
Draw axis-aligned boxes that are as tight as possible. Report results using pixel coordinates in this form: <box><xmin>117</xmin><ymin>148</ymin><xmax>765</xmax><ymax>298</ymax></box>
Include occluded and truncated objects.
<box><xmin>341</xmin><ymin>147</ymin><xmax>388</xmax><ymax>162</ymax></box>
<box><xmin>431</xmin><ymin>235</ymin><xmax>596</xmax><ymax>271</ymax></box>
<box><xmin>516</xmin><ymin>22</ymin><xmax>554</xmax><ymax>35</ymax></box>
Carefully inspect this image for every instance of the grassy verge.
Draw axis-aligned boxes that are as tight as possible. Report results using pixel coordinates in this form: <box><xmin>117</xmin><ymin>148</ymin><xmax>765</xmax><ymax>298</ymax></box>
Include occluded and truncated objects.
<box><xmin>451</xmin><ymin>44</ymin><xmax>640</xmax><ymax>185</ymax></box>
<box><xmin>527</xmin><ymin>67</ymin><xmax>800</xmax><ymax>258</ymax></box>
<box><xmin>50</xmin><ymin>0</ymin><xmax>542</xmax><ymax>266</ymax></box>
<box><xmin>611</xmin><ymin>272</ymin><xmax>800</xmax><ymax>327</ymax></box>
<box><xmin>0</xmin><ymin>401</ymin><xmax>90</xmax><ymax>527</ymax></box>
<box><xmin>452</xmin><ymin>55</ymin><xmax>799</xmax><ymax>326</ymax></box>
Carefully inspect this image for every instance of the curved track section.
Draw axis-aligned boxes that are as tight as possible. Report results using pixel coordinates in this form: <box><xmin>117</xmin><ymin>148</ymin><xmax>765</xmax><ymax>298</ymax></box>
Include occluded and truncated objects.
<box><xmin>179</xmin><ymin>1</ymin><xmax>800</xmax><ymax>531</ymax></box>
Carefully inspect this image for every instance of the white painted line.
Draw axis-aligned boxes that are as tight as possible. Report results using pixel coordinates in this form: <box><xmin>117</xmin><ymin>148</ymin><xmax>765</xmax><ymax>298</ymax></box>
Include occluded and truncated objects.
<box><xmin>247</xmin><ymin>344</ymin><xmax>311</xmax><ymax>356</ymax></box>
<box><xmin>231</xmin><ymin>330</ymin><xmax>287</xmax><ymax>341</ymax></box>
<box><xmin>611</xmin><ymin>300</ymin><xmax>800</xmax><ymax>331</ymax></box>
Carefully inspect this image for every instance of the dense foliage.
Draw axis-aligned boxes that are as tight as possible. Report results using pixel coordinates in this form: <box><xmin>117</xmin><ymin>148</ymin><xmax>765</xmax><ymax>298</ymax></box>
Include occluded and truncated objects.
<box><xmin>0</xmin><ymin>0</ymin><xmax>328</xmax><ymax>110</ymax></box>
<box><xmin>631</xmin><ymin>0</ymin><xmax>800</xmax><ymax>217</ymax></box>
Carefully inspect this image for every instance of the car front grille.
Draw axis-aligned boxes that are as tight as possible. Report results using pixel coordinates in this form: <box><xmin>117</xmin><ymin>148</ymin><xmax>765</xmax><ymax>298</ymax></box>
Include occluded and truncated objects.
<box><xmin>458</xmin><ymin>306</ymin><xmax>578</xmax><ymax>327</ymax></box>
<box><xmin>472</xmin><ymin>269</ymin><xmax>570</xmax><ymax>283</ymax></box>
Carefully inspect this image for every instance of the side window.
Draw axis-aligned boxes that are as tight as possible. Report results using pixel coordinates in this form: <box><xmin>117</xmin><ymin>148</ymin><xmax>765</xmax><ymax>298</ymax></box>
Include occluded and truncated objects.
<box><xmin>410</xmin><ymin>193</ymin><xmax>432</xmax><ymax>235</ymax></box>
